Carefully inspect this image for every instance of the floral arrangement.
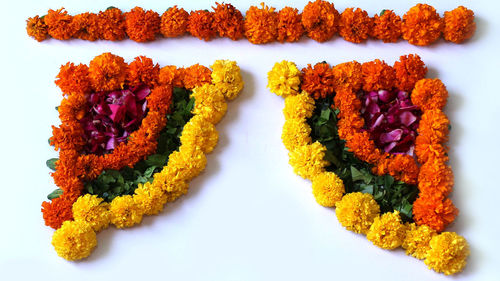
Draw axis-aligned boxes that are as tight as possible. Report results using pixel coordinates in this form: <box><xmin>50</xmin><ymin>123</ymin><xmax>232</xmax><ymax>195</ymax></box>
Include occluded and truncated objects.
<box><xmin>267</xmin><ymin>55</ymin><xmax>469</xmax><ymax>275</ymax></box>
<box><xmin>44</xmin><ymin>53</ymin><xmax>243</xmax><ymax>261</ymax></box>
<box><xmin>27</xmin><ymin>2</ymin><xmax>475</xmax><ymax>45</ymax></box>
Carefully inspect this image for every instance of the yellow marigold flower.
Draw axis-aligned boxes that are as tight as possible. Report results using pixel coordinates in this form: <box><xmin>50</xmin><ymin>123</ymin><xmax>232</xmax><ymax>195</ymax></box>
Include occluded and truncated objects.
<box><xmin>311</xmin><ymin>172</ymin><xmax>345</xmax><ymax>207</ymax></box>
<box><xmin>267</xmin><ymin>60</ymin><xmax>301</xmax><ymax>97</ymax></box>
<box><xmin>191</xmin><ymin>84</ymin><xmax>228</xmax><ymax>124</ymax></box>
<box><xmin>210</xmin><ymin>60</ymin><xmax>244</xmax><ymax>100</ymax></box>
<box><xmin>109</xmin><ymin>195</ymin><xmax>144</xmax><ymax>228</ymax></box>
<box><xmin>402</xmin><ymin>223</ymin><xmax>437</xmax><ymax>259</ymax></box>
<box><xmin>165</xmin><ymin>189</ymin><xmax>189</xmax><ymax>203</ymax></box>
<box><xmin>52</xmin><ymin>220</ymin><xmax>97</xmax><ymax>261</ymax></box>
<box><xmin>180</xmin><ymin>115</ymin><xmax>219</xmax><ymax>153</ymax></box>
<box><xmin>282</xmin><ymin>119</ymin><xmax>312</xmax><ymax>151</ymax></box>
<box><xmin>133</xmin><ymin>182</ymin><xmax>168</xmax><ymax>216</ymax></box>
<box><xmin>425</xmin><ymin>232</ymin><xmax>470</xmax><ymax>275</ymax></box>
<box><xmin>336</xmin><ymin>192</ymin><xmax>380</xmax><ymax>234</ymax></box>
<box><xmin>152</xmin><ymin>165</ymin><xmax>190</xmax><ymax>194</ymax></box>
<box><xmin>167</xmin><ymin>146</ymin><xmax>207</xmax><ymax>182</ymax></box>
<box><xmin>288</xmin><ymin>142</ymin><xmax>329</xmax><ymax>180</ymax></box>
<box><xmin>72</xmin><ymin>194</ymin><xmax>110</xmax><ymax>232</ymax></box>
<box><xmin>283</xmin><ymin>91</ymin><xmax>315</xmax><ymax>120</ymax></box>
<box><xmin>366</xmin><ymin>211</ymin><xmax>407</xmax><ymax>249</ymax></box>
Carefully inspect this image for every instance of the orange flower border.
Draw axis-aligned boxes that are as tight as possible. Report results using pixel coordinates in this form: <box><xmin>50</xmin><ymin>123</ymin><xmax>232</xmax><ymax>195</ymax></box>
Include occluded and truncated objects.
<box><xmin>296</xmin><ymin>54</ymin><xmax>457</xmax><ymax>231</ymax></box>
<box><xmin>43</xmin><ymin>53</ymin><xmax>213</xmax><ymax>229</ymax></box>
<box><xmin>26</xmin><ymin>3</ymin><xmax>475</xmax><ymax>45</ymax></box>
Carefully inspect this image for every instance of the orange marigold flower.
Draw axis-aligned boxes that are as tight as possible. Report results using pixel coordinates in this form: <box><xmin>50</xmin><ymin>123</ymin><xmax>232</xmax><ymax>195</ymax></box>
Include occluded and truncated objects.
<box><xmin>146</xmin><ymin>85</ymin><xmax>173</xmax><ymax>112</ymax></box>
<box><xmin>244</xmin><ymin>2</ymin><xmax>278</xmax><ymax>44</ymax></box>
<box><xmin>160</xmin><ymin>6</ymin><xmax>189</xmax><ymax>38</ymax></box>
<box><xmin>26</xmin><ymin>15</ymin><xmax>48</xmax><ymax>42</ymax></box>
<box><xmin>183</xmin><ymin>64</ymin><xmax>212</xmax><ymax>89</ymax></box>
<box><xmin>411</xmin><ymin>78</ymin><xmax>448</xmax><ymax>111</ymax></box>
<box><xmin>385</xmin><ymin>154</ymin><xmax>419</xmax><ymax>184</ymax></box>
<box><xmin>51</xmin><ymin>123</ymin><xmax>86</xmax><ymax>151</ymax></box>
<box><xmin>97</xmin><ymin>7</ymin><xmax>126</xmax><ymax>41</ymax></box>
<box><xmin>418</xmin><ymin>109</ymin><xmax>450</xmax><ymax>144</ymax></box>
<box><xmin>127</xmin><ymin>56</ymin><xmax>160</xmax><ymax>88</ymax></box>
<box><xmin>443</xmin><ymin>6</ymin><xmax>476</xmax><ymax>43</ymax></box>
<box><xmin>301</xmin><ymin>63</ymin><xmax>335</xmax><ymax>99</ymax></box>
<box><xmin>212</xmin><ymin>2</ymin><xmax>244</xmax><ymax>40</ymax></box>
<box><xmin>72</xmin><ymin>12</ymin><xmax>100</xmax><ymax>41</ymax></box>
<box><xmin>188</xmin><ymin>10</ymin><xmax>216</xmax><ymax>41</ymax></box>
<box><xmin>371</xmin><ymin>10</ymin><xmax>401</xmax><ymax>43</ymax></box>
<box><xmin>415</xmin><ymin>141</ymin><xmax>449</xmax><ymax>164</ymax></box>
<box><xmin>346</xmin><ymin>131</ymin><xmax>383</xmax><ymax>164</ymax></box>
<box><xmin>338</xmin><ymin>8</ymin><xmax>373</xmax><ymax>43</ymax></box>
<box><xmin>159</xmin><ymin>65</ymin><xmax>185</xmax><ymax>88</ymax></box>
<box><xmin>158</xmin><ymin>65</ymin><xmax>177</xmax><ymax>85</ymax></box>
<box><xmin>393</xmin><ymin>54</ymin><xmax>427</xmax><ymax>92</ymax></box>
<box><xmin>41</xmin><ymin>196</ymin><xmax>75</xmax><ymax>229</ymax></box>
<box><xmin>402</xmin><ymin>4</ymin><xmax>443</xmax><ymax>46</ymax></box>
<box><xmin>173</xmin><ymin>67</ymin><xmax>186</xmax><ymax>88</ymax></box>
<box><xmin>302</xmin><ymin>0</ymin><xmax>339</xmax><ymax>42</ymax></box>
<box><xmin>55</xmin><ymin>63</ymin><xmax>91</xmax><ymax>95</ymax></box>
<box><xmin>88</xmin><ymin>52</ymin><xmax>128</xmax><ymax>91</ymax></box>
<box><xmin>413</xmin><ymin>194</ymin><xmax>458</xmax><ymax>232</ymax></box>
<box><xmin>418</xmin><ymin>158</ymin><xmax>454</xmax><ymax>197</ymax></box>
<box><xmin>334</xmin><ymin>89</ymin><xmax>362</xmax><ymax>117</ymax></box>
<box><xmin>332</xmin><ymin>61</ymin><xmax>362</xmax><ymax>91</ymax></box>
<box><xmin>125</xmin><ymin>7</ymin><xmax>160</xmax><ymax>42</ymax></box>
<box><xmin>361</xmin><ymin>59</ymin><xmax>395</xmax><ymax>91</ymax></box>
<box><xmin>277</xmin><ymin>7</ymin><xmax>304</xmax><ymax>43</ymax></box>
<box><xmin>44</xmin><ymin>8</ymin><xmax>76</xmax><ymax>40</ymax></box>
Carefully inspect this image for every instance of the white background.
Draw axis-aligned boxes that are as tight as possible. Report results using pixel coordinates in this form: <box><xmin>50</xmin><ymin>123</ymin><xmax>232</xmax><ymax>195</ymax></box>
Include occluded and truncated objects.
<box><xmin>1</xmin><ymin>0</ymin><xmax>499</xmax><ymax>280</ymax></box>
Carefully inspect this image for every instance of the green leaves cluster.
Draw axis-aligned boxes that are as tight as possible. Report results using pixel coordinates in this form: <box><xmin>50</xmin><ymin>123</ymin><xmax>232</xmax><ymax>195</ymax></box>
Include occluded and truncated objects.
<box><xmin>46</xmin><ymin>87</ymin><xmax>194</xmax><ymax>202</ymax></box>
<box><xmin>308</xmin><ymin>97</ymin><xmax>418</xmax><ymax>222</ymax></box>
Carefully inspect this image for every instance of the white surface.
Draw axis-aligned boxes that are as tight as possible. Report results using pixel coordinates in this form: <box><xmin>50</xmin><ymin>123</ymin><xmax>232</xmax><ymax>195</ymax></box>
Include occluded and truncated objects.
<box><xmin>1</xmin><ymin>0</ymin><xmax>499</xmax><ymax>280</ymax></box>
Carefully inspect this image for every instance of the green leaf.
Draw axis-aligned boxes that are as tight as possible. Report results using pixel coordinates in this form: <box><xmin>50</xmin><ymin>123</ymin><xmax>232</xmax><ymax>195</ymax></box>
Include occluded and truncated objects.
<box><xmin>380</xmin><ymin>9</ymin><xmax>387</xmax><ymax>16</ymax></box>
<box><xmin>384</xmin><ymin>175</ymin><xmax>395</xmax><ymax>189</ymax></box>
<box><xmin>320</xmin><ymin>109</ymin><xmax>330</xmax><ymax>121</ymax></box>
<box><xmin>143</xmin><ymin>166</ymin><xmax>157</xmax><ymax>178</ymax></box>
<box><xmin>145</xmin><ymin>154</ymin><xmax>168</xmax><ymax>167</ymax></box>
<box><xmin>46</xmin><ymin>158</ymin><xmax>58</xmax><ymax>171</ymax></box>
<box><xmin>47</xmin><ymin>188</ymin><xmax>63</xmax><ymax>200</ymax></box>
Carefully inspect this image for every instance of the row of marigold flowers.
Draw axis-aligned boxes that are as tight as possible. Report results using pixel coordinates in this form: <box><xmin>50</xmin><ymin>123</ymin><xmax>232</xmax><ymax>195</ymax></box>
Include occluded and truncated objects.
<box><xmin>27</xmin><ymin>2</ymin><xmax>475</xmax><ymax>45</ymax></box>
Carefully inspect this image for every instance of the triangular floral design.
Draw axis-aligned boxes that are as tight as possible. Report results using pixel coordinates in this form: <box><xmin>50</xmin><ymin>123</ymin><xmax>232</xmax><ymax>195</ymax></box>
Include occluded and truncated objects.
<box><xmin>267</xmin><ymin>55</ymin><xmax>469</xmax><ymax>275</ymax></box>
<box><xmin>43</xmin><ymin>53</ymin><xmax>243</xmax><ymax>260</ymax></box>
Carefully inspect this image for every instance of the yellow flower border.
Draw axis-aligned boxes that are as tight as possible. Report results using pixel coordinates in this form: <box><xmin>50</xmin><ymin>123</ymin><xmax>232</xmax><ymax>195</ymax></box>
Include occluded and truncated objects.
<box><xmin>52</xmin><ymin>60</ymin><xmax>244</xmax><ymax>261</ymax></box>
<box><xmin>267</xmin><ymin>60</ymin><xmax>469</xmax><ymax>275</ymax></box>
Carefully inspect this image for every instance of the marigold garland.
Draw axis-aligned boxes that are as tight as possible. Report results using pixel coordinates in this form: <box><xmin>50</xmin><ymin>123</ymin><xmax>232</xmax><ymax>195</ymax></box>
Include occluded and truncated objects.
<box><xmin>27</xmin><ymin>3</ymin><xmax>475</xmax><ymax>45</ymax></box>
<box><xmin>268</xmin><ymin>56</ymin><xmax>469</xmax><ymax>275</ymax></box>
<box><xmin>46</xmin><ymin>54</ymin><xmax>243</xmax><ymax>260</ymax></box>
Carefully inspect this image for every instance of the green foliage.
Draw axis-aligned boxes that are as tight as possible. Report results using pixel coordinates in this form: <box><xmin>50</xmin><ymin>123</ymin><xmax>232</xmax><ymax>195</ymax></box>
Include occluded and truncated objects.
<box><xmin>46</xmin><ymin>158</ymin><xmax>58</xmax><ymax>171</ymax></box>
<box><xmin>307</xmin><ymin>97</ymin><xmax>418</xmax><ymax>222</ymax></box>
<box><xmin>45</xmin><ymin>87</ymin><xmax>194</xmax><ymax>202</ymax></box>
<box><xmin>47</xmin><ymin>188</ymin><xmax>63</xmax><ymax>200</ymax></box>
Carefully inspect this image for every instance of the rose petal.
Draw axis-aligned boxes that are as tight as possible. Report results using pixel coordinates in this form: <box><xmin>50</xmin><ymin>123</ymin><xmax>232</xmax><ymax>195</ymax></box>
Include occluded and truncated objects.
<box><xmin>380</xmin><ymin>129</ymin><xmax>403</xmax><ymax>143</ymax></box>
